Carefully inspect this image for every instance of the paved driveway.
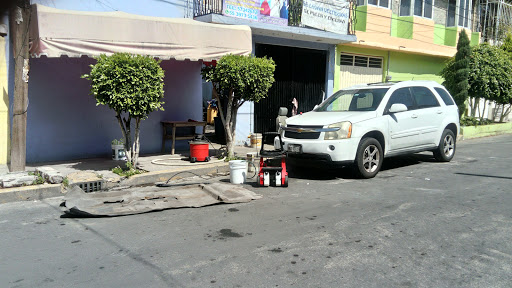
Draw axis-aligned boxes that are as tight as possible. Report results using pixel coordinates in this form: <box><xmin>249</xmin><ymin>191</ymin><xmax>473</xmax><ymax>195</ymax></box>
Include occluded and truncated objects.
<box><xmin>1</xmin><ymin>134</ymin><xmax>511</xmax><ymax>287</ymax></box>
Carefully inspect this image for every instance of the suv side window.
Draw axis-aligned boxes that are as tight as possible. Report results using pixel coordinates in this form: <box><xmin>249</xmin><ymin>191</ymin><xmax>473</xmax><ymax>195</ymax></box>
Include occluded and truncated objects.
<box><xmin>411</xmin><ymin>86</ymin><xmax>440</xmax><ymax>108</ymax></box>
<box><xmin>386</xmin><ymin>87</ymin><xmax>415</xmax><ymax>111</ymax></box>
<box><xmin>434</xmin><ymin>87</ymin><xmax>455</xmax><ymax>106</ymax></box>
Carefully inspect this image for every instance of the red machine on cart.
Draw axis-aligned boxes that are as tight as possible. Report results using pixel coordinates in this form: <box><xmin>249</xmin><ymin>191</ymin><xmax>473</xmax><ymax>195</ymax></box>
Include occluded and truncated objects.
<box><xmin>258</xmin><ymin>132</ymin><xmax>288</xmax><ymax>187</ymax></box>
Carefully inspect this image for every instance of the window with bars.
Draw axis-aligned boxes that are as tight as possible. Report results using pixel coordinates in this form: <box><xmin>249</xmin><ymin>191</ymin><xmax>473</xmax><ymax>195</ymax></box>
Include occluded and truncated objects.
<box><xmin>458</xmin><ymin>0</ymin><xmax>471</xmax><ymax>28</ymax></box>
<box><xmin>368</xmin><ymin>0</ymin><xmax>390</xmax><ymax>8</ymax></box>
<box><xmin>400</xmin><ymin>0</ymin><xmax>432</xmax><ymax>18</ymax></box>
<box><xmin>340</xmin><ymin>54</ymin><xmax>383</xmax><ymax>68</ymax></box>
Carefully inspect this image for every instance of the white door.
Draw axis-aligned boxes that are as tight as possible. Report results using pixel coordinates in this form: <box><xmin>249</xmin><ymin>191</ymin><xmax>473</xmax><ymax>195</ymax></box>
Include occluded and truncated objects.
<box><xmin>385</xmin><ymin>87</ymin><xmax>423</xmax><ymax>151</ymax></box>
<box><xmin>339</xmin><ymin>54</ymin><xmax>383</xmax><ymax>89</ymax></box>
<box><xmin>409</xmin><ymin>86</ymin><xmax>444</xmax><ymax>146</ymax></box>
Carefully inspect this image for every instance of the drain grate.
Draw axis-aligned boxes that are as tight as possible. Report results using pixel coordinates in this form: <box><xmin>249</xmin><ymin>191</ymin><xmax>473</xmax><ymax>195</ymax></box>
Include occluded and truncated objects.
<box><xmin>76</xmin><ymin>181</ymin><xmax>104</xmax><ymax>193</ymax></box>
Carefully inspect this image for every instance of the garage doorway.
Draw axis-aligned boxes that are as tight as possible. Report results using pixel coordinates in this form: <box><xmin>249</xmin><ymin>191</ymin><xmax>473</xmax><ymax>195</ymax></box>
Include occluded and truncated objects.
<box><xmin>254</xmin><ymin>44</ymin><xmax>327</xmax><ymax>133</ymax></box>
<box><xmin>339</xmin><ymin>53</ymin><xmax>383</xmax><ymax>89</ymax></box>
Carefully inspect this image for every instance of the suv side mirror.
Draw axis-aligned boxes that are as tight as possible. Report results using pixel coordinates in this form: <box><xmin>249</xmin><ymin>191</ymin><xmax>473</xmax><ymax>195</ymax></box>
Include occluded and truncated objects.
<box><xmin>389</xmin><ymin>103</ymin><xmax>408</xmax><ymax>113</ymax></box>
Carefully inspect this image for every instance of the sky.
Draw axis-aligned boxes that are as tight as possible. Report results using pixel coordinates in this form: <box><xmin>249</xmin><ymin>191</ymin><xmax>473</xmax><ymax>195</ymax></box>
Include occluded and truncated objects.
<box><xmin>34</xmin><ymin>0</ymin><xmax>190</xmax><ymax>18</ymax></box>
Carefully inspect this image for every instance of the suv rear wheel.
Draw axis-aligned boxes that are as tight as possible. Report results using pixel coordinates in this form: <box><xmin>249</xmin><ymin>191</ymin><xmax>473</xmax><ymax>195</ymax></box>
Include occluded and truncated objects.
<box><xmin>433</xmin><ymin>129</ymin><xmax>456</xmax><ymax>162</ymax></box>
<box><xmin>355</xmin><ymin>137</ymin><xmax>383</xmax><ymax>179</ymax></box>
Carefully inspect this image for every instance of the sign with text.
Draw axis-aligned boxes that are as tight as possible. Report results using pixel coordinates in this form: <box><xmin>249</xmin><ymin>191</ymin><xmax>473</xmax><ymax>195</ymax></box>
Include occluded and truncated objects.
<box><xmin>222</xmin><ymin>0</ymin><xmax>289</xmax><ymax>26</ymax></box>
<box><xmin>301</xmin><ymin>0</ymin><xmax>350</xmax><ymax>34</ymax></box>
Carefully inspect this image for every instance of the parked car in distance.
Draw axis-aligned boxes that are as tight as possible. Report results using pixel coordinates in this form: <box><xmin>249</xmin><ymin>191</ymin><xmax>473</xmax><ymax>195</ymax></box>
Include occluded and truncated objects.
<box><xmin>281</xmin><ymin>81</ymin><xmax>460</xmax><ymax>178</ymax></box>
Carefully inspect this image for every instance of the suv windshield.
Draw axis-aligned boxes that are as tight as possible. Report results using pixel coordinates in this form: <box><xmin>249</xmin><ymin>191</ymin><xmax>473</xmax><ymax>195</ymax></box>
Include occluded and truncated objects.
<box><xmin>315</xmin><ymin>88</ymin><xmax>389</xmax><ymax>112</ymax></box>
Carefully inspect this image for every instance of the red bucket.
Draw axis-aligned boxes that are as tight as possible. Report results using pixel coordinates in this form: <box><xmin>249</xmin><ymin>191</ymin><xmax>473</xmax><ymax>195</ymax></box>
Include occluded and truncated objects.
<box><xmin>189</xmin><ymin>141</ymin><xmax>209</xmax><ymax>162</ymax></box>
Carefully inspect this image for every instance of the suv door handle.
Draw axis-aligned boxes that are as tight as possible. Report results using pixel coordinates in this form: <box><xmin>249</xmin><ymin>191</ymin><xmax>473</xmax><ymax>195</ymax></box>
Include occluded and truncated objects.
<box><xmin>411</xmin><ymin>114</ymin><xmax>418</xmax><ymax>119</ymax></box>
<box><xmin>437</xmin><ymin>110</ymin><xmax>443</xmax><ymax>114</ymax></box>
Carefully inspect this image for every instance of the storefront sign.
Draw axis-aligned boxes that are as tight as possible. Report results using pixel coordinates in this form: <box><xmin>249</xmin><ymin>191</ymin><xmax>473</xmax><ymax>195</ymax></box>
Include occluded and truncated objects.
<box><xmin>301</xmin><ymin>0</ymin><xmax>350</xmax><ymax>34</ymax></box>
<box><xmin>222</xmin><ymin>0</ymin><xmax>289</xmax><ymax>26</ymax></box>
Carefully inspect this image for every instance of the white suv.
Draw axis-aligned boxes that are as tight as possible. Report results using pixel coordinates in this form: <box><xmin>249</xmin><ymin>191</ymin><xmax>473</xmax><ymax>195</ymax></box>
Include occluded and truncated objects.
<box><xmin>281</xmin><ymin>81</ymin><xmax>460</xmax><ymax>178</ymax></box>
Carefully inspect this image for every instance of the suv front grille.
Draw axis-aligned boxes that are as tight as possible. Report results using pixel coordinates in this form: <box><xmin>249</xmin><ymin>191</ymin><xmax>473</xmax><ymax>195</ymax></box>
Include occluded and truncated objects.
<box><xmin>284</xmin><ymin>125</ymin><xmax>323</xmax><ymax>139</ymax></box>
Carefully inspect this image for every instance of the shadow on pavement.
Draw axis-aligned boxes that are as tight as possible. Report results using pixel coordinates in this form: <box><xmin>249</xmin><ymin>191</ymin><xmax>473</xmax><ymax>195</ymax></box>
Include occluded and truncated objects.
<box><xmin>286</xmin><ymin>153</ymin><xmax>436</xmax><ymax>181</ymax></box>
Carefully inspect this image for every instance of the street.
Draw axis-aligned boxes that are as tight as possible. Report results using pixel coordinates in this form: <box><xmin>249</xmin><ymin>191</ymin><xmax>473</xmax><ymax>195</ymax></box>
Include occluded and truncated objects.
<box><xmin>1</xmin><ymin>134</ymin><xmax>512</xmax><ymax>288</ymax></box>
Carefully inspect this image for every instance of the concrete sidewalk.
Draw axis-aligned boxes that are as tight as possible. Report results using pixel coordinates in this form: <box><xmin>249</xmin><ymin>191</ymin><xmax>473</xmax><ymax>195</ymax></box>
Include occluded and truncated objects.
<box><xmin>0</xmin><ymin>143</ymin><xmax>262</xmax><ymax>204</ymax></box>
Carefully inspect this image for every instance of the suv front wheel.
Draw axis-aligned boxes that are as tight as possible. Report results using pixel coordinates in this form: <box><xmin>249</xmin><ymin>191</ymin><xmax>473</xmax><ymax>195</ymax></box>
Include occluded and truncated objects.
<box><xmin>433</xmin><ymin>129</ymin><xmax>456</xmax><ymax>162</ymax></box>
<box><xmin>355</xmin><ymin>137</ymin><xmax>383</xmax><ymax>179</ymax></box>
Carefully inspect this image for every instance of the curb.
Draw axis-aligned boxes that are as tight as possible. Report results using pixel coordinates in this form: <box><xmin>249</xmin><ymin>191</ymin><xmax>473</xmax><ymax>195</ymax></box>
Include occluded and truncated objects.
<box><xmin>0</xmin><ymin>184</ymin><xmax>64</xmax><ymax>204</ymax></box>
<box><xmin>0</xmin><ymin>162</ymin><xmax>231</xmax><ymax>204</ymax></box>
<box><xmin>119</xmin><ymin>162</ymin><xmax>230</xmax><ymax>187</ymax></box>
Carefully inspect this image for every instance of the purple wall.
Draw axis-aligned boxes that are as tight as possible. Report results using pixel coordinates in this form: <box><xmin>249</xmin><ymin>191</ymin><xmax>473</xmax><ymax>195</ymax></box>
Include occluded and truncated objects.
<box><xmin>26</xmin><ymin>57</ymin><xmax>202</xmax><ymax>163</ymax></box>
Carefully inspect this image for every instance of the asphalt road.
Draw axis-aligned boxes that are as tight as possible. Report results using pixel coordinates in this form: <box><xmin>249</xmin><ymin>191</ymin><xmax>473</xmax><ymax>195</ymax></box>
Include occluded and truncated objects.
<box><xmin>1</xmin><ymin>134</ymin><xmax>511</xmax><ymax>288</ymax></box>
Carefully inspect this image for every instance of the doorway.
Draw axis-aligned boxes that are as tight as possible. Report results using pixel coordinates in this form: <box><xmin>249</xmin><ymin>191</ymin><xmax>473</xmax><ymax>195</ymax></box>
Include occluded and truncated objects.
<box><xmin>254</xmin><ymin>44</ymin><xmax>327</xmax><ymax>133</ymax></box>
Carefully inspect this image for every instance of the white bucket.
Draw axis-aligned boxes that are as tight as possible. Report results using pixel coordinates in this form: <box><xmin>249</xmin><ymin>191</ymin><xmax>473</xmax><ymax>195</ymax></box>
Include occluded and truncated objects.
<box><xmin>250</xmin><ymin>133</ymin><xmax>263</xmax><ymax>149</ymax></box>
<box><xmin>229</xmin><ymin>160</ymin><xmax>247</xmax><ymax>184</ymax></box>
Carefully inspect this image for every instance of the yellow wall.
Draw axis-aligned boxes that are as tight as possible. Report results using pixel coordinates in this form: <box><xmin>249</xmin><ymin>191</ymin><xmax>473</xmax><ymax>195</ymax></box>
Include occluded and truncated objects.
<box><xmin>0</xmin><ymin>37</ymin><xmax>9</xmax><ymax>165</ymax></box>
<box><xmin>350</xmin><ymin>6</ymin><xmax>458</xmax><ymax>58</ymax></box>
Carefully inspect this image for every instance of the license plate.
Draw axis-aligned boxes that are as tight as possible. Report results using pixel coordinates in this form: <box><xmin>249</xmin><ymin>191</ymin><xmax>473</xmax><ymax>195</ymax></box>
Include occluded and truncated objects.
<box><xmin>287</xmin><ymin>144</ymin><xmax>302</xmax><ymax>153</ymax></box>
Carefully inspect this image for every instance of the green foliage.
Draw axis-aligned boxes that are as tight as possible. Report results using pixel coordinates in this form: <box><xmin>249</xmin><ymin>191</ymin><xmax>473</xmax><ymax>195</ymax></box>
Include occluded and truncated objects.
<box><xmin>62</xmin><ymin>177</ymin><xmax>69</xmax><ymax>187</ymax></box>
<box><xmin>224</xmin><ymin>156</ymin><xmax>244</xmax><ymax>162</ymax></box>
<box><xmin>201</xmin><ymin>55</ymin><xmax>276</xmax><ymax>104</ymax></box>
<box><xmin>201</xmin><ymin>55</ymin><xmax>276</xmax><ymax>158</ymax></box>
<box><xmin>452</xmin><ymin>30</ymin><xmax>471</xmax><ymax>116</ymax></box>
<box><xmin>501</xmin><ymin>32</ymin><xmax>512</xmax><ymax>59</ymax></box>
<box><xmin>82</xmin><ymin>53</ymin><xmax>165</xmax><ymax>119</ymax></box>
<box><xmin>460</xmin><ymin>116</ymin><xmax>493</xmax><ymax>126</ymax></box>
<box><xmin>468</xmin><ymin>44</ymin><xmax>512</xmax><ymax>106</ymax></box>
<box><xmin>111</xmin><ymin>139</ymin><xmax>124</xmax><ymax>145</ymax></box>
<box><xmin>441</xmin><ymin>31</ymin><xmax>471</xmax><ymax>117</ymax></box>
<box><xmin>82</xmin><ymin>53</ymin><xmax>165</xmax><ymax>166</ymax></box>
<box><xmin>112</xmin><ymin>161</ymin><xmax>145</xmax><ymax>177</ymax></box>
<box><xmin>29</xmin><ymin>171</ymin><xmax>45</xmax><ymax>185</ymax></box>
<box><xmin>442</xmin><ymin>39</ymin><xmax>512</xmax><ymax>120</ymax></box>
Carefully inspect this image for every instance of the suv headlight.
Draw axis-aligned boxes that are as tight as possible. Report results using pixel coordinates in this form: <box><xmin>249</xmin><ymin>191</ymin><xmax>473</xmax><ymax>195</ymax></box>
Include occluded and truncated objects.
<box><xmin>324</xmin><ymin>121</ymin><xmax>352</xmax><ymax>140</ymax></box>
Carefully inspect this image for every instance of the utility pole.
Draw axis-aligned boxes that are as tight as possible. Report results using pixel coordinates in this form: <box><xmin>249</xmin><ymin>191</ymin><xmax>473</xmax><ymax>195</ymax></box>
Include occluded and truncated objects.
<box><xmin>9</xmin><ymin>0</ymin><xmax>30</xmax><ymax>171</ymax></box>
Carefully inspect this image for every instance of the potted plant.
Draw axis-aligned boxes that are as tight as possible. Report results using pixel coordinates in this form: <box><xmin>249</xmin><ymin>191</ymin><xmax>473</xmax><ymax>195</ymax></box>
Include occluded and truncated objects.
<box><xmin>111</xmin><ymin>139</ymin><xmax>127</xmax><ymax>160</ymax></box>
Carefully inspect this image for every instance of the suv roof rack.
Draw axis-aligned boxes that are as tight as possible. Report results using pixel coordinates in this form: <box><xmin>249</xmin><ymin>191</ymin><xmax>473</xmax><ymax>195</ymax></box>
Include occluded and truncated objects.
<box><xmin>366</xmin><ymin>81</ymin><xmax>401</xmax><ymax>86</ymax></box>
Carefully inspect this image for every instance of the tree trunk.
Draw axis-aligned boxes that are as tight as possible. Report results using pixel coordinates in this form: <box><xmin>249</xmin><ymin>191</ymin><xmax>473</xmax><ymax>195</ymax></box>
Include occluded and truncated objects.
<box><xmin>480</xmin><ymin>100</ymin><xmax>488</xmax><ymax>122</ymax></box>
<box><xmin>470</xmin><ymin>97</ymin><xmax>479</xmax><ymax>117</ymax></box>
<box><xmin>133</xmin><ymin>118</ymin><xmax>141</xmax><ymax>168</ymax></box>
<box><xmin>225</xmin><ymin>105</ymin><xmax>239</xmax><ymax>159</ymax></box>
<box><xmin>116</xmin><ymin>114</ymin><xmax>132</xmax><ymax>166</ymax></box>
<box><xmin>9</xmin><ymin>2</ymin><xmax>31</xmax><ymax>172</ymax></box>
<box><xmin>500</xmin><ymin>104</ymin><xmax>511</xmax><ymax>123</ymax></box>
<box><xmin>224</xmin><ymin>89</ymin><xmax>235</xmax><ymax>158</ymax></box>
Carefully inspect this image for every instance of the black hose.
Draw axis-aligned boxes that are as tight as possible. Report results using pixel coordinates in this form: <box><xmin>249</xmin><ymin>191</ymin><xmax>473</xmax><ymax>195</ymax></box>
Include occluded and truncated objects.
<box><xmin>156</xmin><ymin>171</ymin><xmax>204</xmax><ymax>187</ymax></box>
<box><xmin>247</xmin><ymin>161</ymin><xmax>258</xmax><ymax>179</ymax></box>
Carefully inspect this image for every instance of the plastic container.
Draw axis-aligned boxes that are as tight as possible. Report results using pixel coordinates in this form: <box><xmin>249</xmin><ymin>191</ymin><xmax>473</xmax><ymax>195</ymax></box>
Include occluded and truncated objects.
<box><xmin>229</xmin><ymin>160</ymin><xmax>247</xmax><ymax>184</ymax></box>
<box><xmin>207</xmin><ymin>106</ymin><xmax>218</xmax><ymax>124</ymax></box>
<box><xmin>111</xmin><ymin>144</ymin><xmax>126</xmax><ymax>161</ymax></box>
<box><xmin>250</xmin><ymin>133</ymin><xmax>262</xmax><ymax>149</ymax></box>
<box><xmin>189</xmin><ymin>140</ymin><xmax>209</xmax><ymax>162</ymax></box>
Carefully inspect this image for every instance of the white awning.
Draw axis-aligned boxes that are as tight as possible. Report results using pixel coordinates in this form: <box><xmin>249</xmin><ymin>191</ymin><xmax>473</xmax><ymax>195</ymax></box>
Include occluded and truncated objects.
<box><xmin>29</xmin><ymin>4</ymin><xmax>252</xmax><ymax>61</ymax></box>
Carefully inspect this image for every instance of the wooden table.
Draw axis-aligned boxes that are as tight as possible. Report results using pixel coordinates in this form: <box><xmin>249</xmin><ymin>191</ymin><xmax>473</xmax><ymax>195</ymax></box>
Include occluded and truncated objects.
<box><xmin>161</xmin><ymin>121</ymin><xmax>206</xmax><ymax>155</ymax></box>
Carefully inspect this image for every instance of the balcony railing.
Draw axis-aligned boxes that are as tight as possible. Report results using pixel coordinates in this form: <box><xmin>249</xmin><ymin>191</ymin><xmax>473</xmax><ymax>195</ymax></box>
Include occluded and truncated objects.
<box><xmin>193</xmin><ymin>0</ymin><xmax>356</xmax><ymax>35</ymax></box>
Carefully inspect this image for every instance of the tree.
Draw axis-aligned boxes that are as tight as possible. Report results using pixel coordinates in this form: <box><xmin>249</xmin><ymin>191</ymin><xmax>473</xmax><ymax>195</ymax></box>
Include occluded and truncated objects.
<box><xmin>500</xmin><ymin>33</ymin><xmax>512</xmax><ymax>121</ymax></box>
<box><xmin>441</xmin><ymin>30</ymin><xmax>471</xmax><ymax>118</ymax></box>
<box><xmin>82</xmin><ymin>53</ymin><xmax>165</xmax><ymax>167</ymax></box>
<box><xmin>468</xmin><ymin>44</ymin><xmax>512</xmax><ymax>122</ymax></box>
<box><xmin>201</xmin><ymin>55</ymin><xmax>275</xmax><ymax>158</ymax></box>
<box><xmin>501</xmin><ymin>32</ymin><xmax>512</xmax><ymax>58</ymax></box>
